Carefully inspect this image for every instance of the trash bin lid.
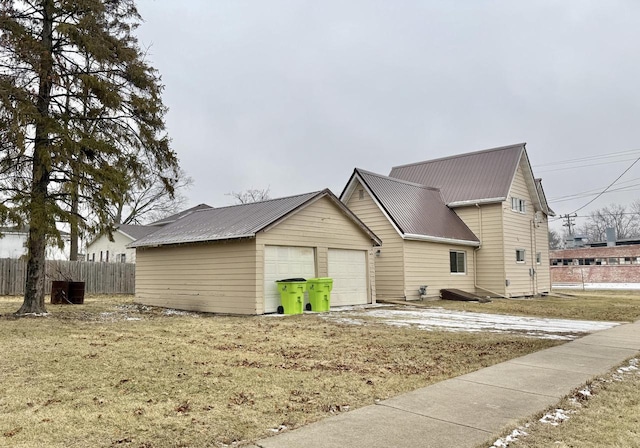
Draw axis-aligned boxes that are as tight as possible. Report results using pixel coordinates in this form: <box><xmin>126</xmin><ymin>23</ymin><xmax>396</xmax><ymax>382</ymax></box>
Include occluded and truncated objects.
<box><xmin>276</xmin><ymin>278</ymin><xmax>306</xmax><ymax>282</ymax></box>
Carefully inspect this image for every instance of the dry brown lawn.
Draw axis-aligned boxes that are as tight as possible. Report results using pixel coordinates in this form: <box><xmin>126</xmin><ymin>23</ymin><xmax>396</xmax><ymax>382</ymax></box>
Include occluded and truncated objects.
<box><xmin>408</xmin><ymin>290</ymin><xmax>640</xmax><ymax>322</ymax></box>
<box><xmin>483</xmin><ymin>357</ymin><xmax>640</xmax><ymax>448</ymax></box>
<box><xmin>0</xmin><ymin>295</ymin><xmax>559</xmax><ymax>448</ymax></box>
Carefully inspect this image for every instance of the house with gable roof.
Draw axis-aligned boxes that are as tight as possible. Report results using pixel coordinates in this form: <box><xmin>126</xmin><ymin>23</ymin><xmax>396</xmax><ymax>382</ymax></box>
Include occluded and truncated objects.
<box><xmin>341</xmin><ymin>143</ymin><xmax>554</xmax><ymax>299</ymax></box>
<box><xmin>129</xmin><ymin>189</ymin><xmax>381</xmax><ymax>314</ymax></box>
<box><xmin>86</xmin><ymin>204</ymin><xmax>212</xmax><ymax>263</ymax></box>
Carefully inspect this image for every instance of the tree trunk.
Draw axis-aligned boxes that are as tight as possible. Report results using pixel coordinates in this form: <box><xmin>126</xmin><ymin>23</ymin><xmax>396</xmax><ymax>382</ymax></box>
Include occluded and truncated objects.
<box><xmin>69</xmin><ymin>183</ymin><xmax>79</xmax><ymax>261</ymax></box>
<box><xmin>17</xmin><ymin>0</ymin><xmax>54</xmax><ymax>315</ymax></box>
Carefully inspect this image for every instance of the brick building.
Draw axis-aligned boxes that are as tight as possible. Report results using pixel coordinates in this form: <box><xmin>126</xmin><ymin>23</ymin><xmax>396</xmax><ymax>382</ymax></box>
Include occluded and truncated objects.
<box><xmin>550</xmin><ymin>242</ymin><xmax>640</xmax><ymax>289</ymax></box>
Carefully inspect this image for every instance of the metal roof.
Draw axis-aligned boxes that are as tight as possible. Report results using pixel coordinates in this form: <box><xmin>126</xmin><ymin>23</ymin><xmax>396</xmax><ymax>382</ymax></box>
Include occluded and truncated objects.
<box><xmin>390</xmin><ymin>143</ymin><xmax>525</xmax><ymax>205</ymax></box>
<box><xmin>149</xmin><ymin>203</ymin><xmax>213</xmax><ymax>226</ymax></box>
<box><xmin>130</xmin><ymin>190</ymin><xmax>381</xmax><ymax>248</ymax></box>
<box><xmin>351</xmin><ymin>169</ymin><xmax>479</xmax><ymax>244</ymax></box>
<box><xmin>117</xmin><ymin>224</ymin><xmax>162</xmax><ymax>241</ymax></box>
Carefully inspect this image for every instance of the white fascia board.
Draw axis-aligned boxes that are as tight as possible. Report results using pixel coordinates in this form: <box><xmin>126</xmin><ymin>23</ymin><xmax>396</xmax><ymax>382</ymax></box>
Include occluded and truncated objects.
<box><xmin>447</xmin><ymin>197</ymin><xmax>506</xmax><ymax>208</ymax></box>
<box><xmin>403</xmin><ymin>233</ymin><xmax>481</xmax><ymax>247</ymax></box>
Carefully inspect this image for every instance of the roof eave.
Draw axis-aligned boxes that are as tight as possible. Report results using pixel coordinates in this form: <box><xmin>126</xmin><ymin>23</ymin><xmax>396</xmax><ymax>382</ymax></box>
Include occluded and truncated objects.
<box><xmin>447</xmin><ymin>197</ymin><xmax>506</xmax><ymax>208</ymax></box>
<box><xmin>403</xmin><ymin>233</ymin><xmax>481</xmax><ymax>247</ymax></box>
<box><xmin>129</xmin><ymin>233</ymin><xmax>257</xmax><ymax>249</ymax></box>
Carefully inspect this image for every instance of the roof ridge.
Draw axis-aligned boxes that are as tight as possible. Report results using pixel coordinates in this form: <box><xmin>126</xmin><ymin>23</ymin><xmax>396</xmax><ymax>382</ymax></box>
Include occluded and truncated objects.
<box><xmin>356</xmin><ymin>168</ymin><xmax>441</xmax><ymax>192</ymax></box>
<box><xmin>200</xmin><ymin>190</ymin><xmax>322</xmax><ymax>213</ymax></box>
<box><xmin>391</xmin><ymin>142</ymin><xmax>526</xmax><ymax>170</ymax></box>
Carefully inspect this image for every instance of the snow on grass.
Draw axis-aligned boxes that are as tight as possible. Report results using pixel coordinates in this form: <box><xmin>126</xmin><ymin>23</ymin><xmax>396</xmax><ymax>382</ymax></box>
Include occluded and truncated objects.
<box><xmin>322</xmin><ymin>306</ymin><xmax>619</xmax><ymax>339</ymax></box>
<box><xmin>539</xmin><ymin>408</ymin><xmax>573</xmax><ymax>425</ymax></box>
<box><xmin>491</xmin><ymin>426</ymin><xmax>530</xmax><ymax>447</ymax></box>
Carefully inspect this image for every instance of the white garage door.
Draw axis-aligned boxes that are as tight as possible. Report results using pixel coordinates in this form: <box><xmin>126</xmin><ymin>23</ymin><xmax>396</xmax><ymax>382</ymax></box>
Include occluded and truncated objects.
<box><xmin>328</xmin><ymin>249</ymin><xmax>368</xmax><ymax>307</ymax></box>
<box><xmin>264</xmin><ymin>246</ymin><xmax>316</xmax><ymax>313</ymax></box>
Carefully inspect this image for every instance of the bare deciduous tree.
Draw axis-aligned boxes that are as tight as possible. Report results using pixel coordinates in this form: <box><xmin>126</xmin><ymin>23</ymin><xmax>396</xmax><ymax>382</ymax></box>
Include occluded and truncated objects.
<box><xmin>226</xmin><ymin>187</ymin><xmax>271</xmax><ymax>204</ymax></box>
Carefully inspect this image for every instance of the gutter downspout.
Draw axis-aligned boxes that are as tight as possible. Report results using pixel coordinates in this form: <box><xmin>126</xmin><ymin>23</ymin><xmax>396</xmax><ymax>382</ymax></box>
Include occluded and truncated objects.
<box><xmin>473</xmin><ymin>203</ymin><xmax>508</xmax><ymax>298</ymax></box>
<box><xmin>530</xmin><ymin>218</ymin><xmax>537</xmax><ymax>296</ymax></box>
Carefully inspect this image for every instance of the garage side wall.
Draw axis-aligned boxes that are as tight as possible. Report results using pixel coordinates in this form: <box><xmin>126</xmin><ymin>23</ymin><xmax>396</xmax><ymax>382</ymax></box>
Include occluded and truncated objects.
<box><xmin>404</xmin><ymin>240</ymin><xmax>476</xmax><ymax>300</ymax></box>
<box><xmin>256</xmin><ymin>196</ymin><xmax>375</xmax><ymax>313</ymax></box>
<box><xmin>135</xmin><ymin>240</ymin><xmax>259</xmax><ymax>314</ymax></box>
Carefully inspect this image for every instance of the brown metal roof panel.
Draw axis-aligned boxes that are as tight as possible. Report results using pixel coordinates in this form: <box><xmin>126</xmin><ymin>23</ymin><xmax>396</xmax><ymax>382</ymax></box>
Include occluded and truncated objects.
<box><xmin>390</xmin><ymin>144</ymin><xmax>524</xmax><ymax>204</ymax></box>
<box><xmin>130</xmin><ymin>192</ymin><xmax>319</xmax><ymax>247</ymax></box>
<box><xmin>357</xmin><ymin>170</ymin><xmax>479</xmax><ymax>243</ymax></box>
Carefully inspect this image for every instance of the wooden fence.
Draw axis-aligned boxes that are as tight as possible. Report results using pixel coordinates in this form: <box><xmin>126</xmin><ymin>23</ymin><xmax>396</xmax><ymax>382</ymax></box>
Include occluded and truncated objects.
<box><xmin>0</xmin><ymin>258</ymin><xmax>135</xmax><ymax>296</ymax></box>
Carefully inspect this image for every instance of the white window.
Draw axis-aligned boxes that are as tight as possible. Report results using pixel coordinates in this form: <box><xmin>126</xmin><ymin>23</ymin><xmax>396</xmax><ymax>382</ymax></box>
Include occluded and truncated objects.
<box><xmin>511</xmin><ymin>197</ymin><xmax>526</xmax><ymax>213</ymax></box>
<box><xmin>450</xmin><ymin>250</ymin><xmax>466</xmax><ymax>274</ymax></box>
<box><xmin>536</xmin><ymin>252</ymin><xmax>541</xmax><ymax>264</ymax></box>
<box><xmin>516</xmin><ymin>249</ymin><xmax>526</xmax><ymax>263</ymax></box>
<box><xmin>120</xmin><ymin>254</ymin><xmax>126</xmax><ymax>263</ymax></box>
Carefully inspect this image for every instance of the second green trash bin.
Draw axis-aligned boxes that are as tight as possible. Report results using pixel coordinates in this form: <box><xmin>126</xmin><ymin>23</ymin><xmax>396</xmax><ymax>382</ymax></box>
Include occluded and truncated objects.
<box><xmin>306</xmin><ymin>277</ymin><xmax>333</xmax><ymax>312</ymax></box>
<box><xmin>275</xmin><ymin>278</ymin><xmax>307</xmax><ymax>315</ymax></box>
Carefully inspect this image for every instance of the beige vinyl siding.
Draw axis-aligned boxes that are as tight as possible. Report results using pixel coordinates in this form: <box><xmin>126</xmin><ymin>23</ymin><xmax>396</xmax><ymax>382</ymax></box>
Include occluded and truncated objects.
<box><xmin>345</xmin><ymin>181</ymin><xmax>405</xmax><ymax>299</ymax></box>
<box><xmin>454</xmin><ymin>204</ymin><xmax>505</xmax><ymax>295</ymax></box>
<box><xmin>135</xmin><ymin>240</ymin><xmax>258</xmax><ymax>314</ymax></box>
<box><xmin>403</xmin><ymin>240</ymin><xmax>476</xmax><ymax>299</ymax></box>
<box><xmin>503</xmin><ymin>164</ymin><xmax>536</xmax><ymax>296</ymax></box>
<box><xmin>257</xmin><ymin>195</ymin><xmax>375</xmax><ymax>313</ymax></box>
<box><xmin>535</xmin><ymin>213</ymin><xmax>551</xmax><ymax>293</ymax></box>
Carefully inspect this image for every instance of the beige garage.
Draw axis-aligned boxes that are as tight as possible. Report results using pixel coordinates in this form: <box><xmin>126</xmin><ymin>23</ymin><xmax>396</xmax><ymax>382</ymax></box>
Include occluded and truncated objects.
<box><xmin>130</xmin><ymin>190</ymin><xmax>381</xmax><ymax>315</ymax></box>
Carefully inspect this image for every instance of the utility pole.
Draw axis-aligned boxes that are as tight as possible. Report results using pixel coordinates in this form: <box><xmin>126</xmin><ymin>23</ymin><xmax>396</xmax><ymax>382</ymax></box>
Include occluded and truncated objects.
<box><xmin>561</xmin><ymin>213</ymin><xmax>577</xmax><ymax>236</ymax></box>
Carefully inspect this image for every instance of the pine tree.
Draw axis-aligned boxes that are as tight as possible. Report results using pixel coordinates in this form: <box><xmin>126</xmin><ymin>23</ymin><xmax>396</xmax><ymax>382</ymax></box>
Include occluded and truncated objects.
<box><xmin>0</xmin><ymin>0</ymin><xmax>178</xmax><ymax>314</ymax></box>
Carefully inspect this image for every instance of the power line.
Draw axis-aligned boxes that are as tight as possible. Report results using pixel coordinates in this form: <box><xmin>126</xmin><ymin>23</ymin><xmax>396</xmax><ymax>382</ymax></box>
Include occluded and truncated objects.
<box><xmin>568</xmin><ymin>155</ymin><xmax>640</xmax><ymax>215</ymax></box>
<box><xmin>532</xmin><ymin>148</ymin><xmax>640</xmax><ymax>168</ymax></box>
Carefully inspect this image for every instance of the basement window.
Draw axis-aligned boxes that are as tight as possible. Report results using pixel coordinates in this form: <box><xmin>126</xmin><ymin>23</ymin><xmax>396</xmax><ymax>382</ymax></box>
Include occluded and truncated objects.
<box><xmin>516</xmin><ymin>249</ymin><xmax>526</xmax><ymax>263</ymax></box>
<box><xmin>511</xmin><ymin>197</ymin><xmax>526</xmax><ymax>213</ymax></box>
<box><xmin>450</xmin><ymin>250</ymin><xmax>466</xmax><ymax>274</ymax></box>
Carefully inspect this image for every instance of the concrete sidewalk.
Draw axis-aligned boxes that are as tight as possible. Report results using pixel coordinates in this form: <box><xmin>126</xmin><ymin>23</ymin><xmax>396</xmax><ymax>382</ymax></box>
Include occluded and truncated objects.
<box><xmin>253</xmin><ymin>320</ymin><xmax>640</xmax><ymax>448</ymax></box>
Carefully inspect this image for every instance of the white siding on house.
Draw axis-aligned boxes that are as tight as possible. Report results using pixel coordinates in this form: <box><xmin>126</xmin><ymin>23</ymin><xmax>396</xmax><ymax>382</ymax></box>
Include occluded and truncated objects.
<box><xmin>403</xmin><ymin>240</ymin><xmax>476</xmax><ymax>299</ymax></box>
<box><xmin>0</xmin><ymin>231</ymin><xmax>68</xmax><ymax>260</ymax></box>
<box><xmin>87</xmin><ymin>231</ymin><xmax>136</xmax><ymax>263</ymax></box>
<box><xmin>344</xmin><ymin>181</ymin><xmax>405</xmax><ymax>299</ymax></box>
<box><xmin>135</xmin><ymin>240</ymin><xmax>258</xmax><ymax>314</ymax></box>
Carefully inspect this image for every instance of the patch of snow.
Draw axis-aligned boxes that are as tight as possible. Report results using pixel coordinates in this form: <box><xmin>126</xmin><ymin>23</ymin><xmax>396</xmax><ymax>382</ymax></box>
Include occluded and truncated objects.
<box><xmin>163</xmin><ymin>308</ymin><xmax>199</xmax><ymax>317</ymax></box>
<box><xmin>125</xmin><ymin>317</ymin><xmax>141</xmax><ymax>321</ymax></box>
<box><xmin>554</xmin><ymin>282</ymin><xmax>640</xmax><ymax>290</ymax></box>
<box><xmin>491</xmin><ymin>426</ymin><xmax>529</xmax><ymax>447</ymax></box>
<box><xmin>617</xmin><ymin>358</ymin><xmax>638</xmax><ymax>374</ymax></box>
<box><xmin>320</xmin><ymin>307</ymin><xmax>619</xmax><ymax>339</ymax></box>
<box><xmin>539</xmin><ymin>408</ymin><xmax>573</xmax><ymax>426</ymax></box>
<box><xmin>268</xmin><ymin>425</ymin><xmax>288</xmax><ymax>433</ymax></box>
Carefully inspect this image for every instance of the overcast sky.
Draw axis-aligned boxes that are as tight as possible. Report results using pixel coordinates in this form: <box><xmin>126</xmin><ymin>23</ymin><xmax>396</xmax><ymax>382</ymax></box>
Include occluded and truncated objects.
<box><xmin>136</xmin><ymin>0</ymin><xmax>640</xmax><ymax>231</ymax></box>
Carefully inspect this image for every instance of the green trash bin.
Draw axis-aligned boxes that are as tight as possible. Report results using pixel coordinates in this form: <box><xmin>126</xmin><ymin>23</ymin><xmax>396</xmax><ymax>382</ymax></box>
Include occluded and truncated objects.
<box><xmin>306</xmin><ymin>278</ymin><xmax>333</xmax><ymax>312</ymax></box>
<box><xmin>275</xmin><ymin>278</ymin><xmax>307</xmax><ymax>315</ymax></box>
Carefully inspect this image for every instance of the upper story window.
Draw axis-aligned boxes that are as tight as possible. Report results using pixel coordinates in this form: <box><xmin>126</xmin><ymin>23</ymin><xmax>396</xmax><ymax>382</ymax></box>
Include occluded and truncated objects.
<box><xmin>450</xmin><ymin>250</ymin><xmax>466</xmax><ymax>274</ymax></box>
<box><xmin>511</xmin><ymin>197</ymin><xmax>526</xmax><ymax>213</ymax></box>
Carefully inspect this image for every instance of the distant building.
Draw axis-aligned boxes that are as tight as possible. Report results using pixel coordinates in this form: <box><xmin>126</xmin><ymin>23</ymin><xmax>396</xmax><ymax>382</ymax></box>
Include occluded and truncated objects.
<box><xmin>85</xmin><ymin>204</ymin><xmax>212</xmax><ymax>263</ymax></box>
<box><xmin>0</xmin><ymin>226</ymin><xmax>70</xmax><ymax>260</ymax></box>
<box><xmin>550</xmin><ymin>240</ymin><xmax>640</xmax><ymax>290</ymax></box>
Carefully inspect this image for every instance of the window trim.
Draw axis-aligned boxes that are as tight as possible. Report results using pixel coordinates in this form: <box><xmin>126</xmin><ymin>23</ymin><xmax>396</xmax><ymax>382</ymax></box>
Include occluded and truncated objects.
<box><xmin>516</xmin><ymin>249</ymin><xmax>526</xmax><ymax>263</ymax></box>
<box><xmin>511</xmin><ymin>197</ymin><xmax>526</xmax><ymax>214</ymax></box>
<box><xmin>450</xmin><ymin>250</ymin><xmax>467</xmax><ymax>274</ymax></box>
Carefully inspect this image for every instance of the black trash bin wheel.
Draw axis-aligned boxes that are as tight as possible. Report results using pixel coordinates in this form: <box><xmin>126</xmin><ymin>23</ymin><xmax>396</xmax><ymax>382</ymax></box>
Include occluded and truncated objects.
<box><xmin>305</xmin><ymin>303</ymin><xmax>312</xmax><ymax>311</ymax></box>
<box><xmin>277</xmin><ymin>305</ymin><xmax>284</xmax><ymax>314</ymax></box>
